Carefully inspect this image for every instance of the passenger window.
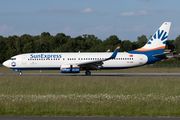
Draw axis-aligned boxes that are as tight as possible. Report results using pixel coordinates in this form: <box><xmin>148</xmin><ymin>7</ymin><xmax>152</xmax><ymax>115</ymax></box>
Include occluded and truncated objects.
<box><xmin>11</xmin><ymin>58</ymin><xmax>16</xmax><ymax>60</ymax></box>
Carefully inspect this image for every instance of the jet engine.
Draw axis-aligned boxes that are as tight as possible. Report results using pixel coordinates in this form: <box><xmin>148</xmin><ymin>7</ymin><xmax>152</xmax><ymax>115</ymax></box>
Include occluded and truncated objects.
<box><xmin>61</xmin><ymin>65</ymin><xmax>80</xmax><ymax>73</ymax></box>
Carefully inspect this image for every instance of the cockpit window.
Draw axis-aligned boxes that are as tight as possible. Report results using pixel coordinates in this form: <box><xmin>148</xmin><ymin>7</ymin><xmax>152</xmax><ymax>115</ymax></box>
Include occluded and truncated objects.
<box><xmin>10</xmin><ymin>58</ymin><xmax>16</xmax><ymax>60</ymax></box>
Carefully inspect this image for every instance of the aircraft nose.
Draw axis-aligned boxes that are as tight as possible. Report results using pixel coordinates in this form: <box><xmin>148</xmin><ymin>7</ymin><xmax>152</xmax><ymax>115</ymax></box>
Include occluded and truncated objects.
<box><xmin>3</xmin><ymin>60</ymin><xmax>10</xmax><ymax>67</ymax></box>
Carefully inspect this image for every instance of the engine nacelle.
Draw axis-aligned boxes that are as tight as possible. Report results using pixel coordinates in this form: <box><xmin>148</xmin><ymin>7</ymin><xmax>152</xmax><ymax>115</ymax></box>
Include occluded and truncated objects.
<box><xmin>61</xmin><ymin>65</ymin><xmax>80</xmax><ymax>73</ymax></box>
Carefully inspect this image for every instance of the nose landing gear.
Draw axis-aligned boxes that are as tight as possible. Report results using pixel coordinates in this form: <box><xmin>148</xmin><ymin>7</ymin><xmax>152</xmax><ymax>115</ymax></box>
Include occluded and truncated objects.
<box><xmin>13</xmin><ymin>69</ymin><xmax>22</xmax><ymax>75</ymax></box>
<box><xmin>19</xmin><ymin>72</ymin><xmax>22</xmax><ymax>75</ymax></box>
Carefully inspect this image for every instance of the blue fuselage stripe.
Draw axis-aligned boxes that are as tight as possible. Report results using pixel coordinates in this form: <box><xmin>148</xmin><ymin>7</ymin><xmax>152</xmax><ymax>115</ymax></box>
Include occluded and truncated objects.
<box><xmin>128</xmin><ymin>49</ymin><xmax>165</xmax><ymax>64</ymax></box>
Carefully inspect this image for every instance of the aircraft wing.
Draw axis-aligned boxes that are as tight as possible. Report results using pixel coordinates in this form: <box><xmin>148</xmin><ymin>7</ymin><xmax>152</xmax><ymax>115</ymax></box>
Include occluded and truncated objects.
<box><xmin>77</xmin><ymin>46</ymin><xmax>120</xmax><ymax>70</ymax></box>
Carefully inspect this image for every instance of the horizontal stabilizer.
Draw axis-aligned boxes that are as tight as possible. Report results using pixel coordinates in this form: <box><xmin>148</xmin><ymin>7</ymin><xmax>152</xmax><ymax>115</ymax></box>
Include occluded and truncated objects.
<box><xmin>152</xmin><ymin>52</ymin><xmax>172</xmax><ymax>57</ymax></box>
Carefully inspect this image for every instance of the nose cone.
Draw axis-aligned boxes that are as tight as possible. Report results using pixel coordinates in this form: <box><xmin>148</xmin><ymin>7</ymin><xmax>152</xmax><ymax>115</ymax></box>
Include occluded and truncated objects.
<box><xmin>3</xmin><ymin>60</ymin><xmax>10</xmax><ymax>68</ymax></box>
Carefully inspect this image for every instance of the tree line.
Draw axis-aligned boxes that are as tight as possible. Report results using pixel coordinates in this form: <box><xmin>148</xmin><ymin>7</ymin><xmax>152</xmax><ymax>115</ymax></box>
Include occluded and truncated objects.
<box><xmin>0</xmin><ymin>32</ymin><xmax>180</xmax><ymax>63</ymax></box>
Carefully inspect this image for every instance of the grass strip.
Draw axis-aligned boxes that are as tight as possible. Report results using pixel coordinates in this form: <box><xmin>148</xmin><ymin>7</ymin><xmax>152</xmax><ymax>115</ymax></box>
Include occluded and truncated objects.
<box><xmin>0</xmin><ymin>76</ymin><xmax>180</xmax><ymax>116</ymax></box>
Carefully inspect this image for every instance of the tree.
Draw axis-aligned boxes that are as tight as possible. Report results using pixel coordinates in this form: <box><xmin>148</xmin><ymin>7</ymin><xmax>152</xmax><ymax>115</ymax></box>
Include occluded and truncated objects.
<box><xmin>40</xmin><ymin>32</ymin><xmax>52</xmax><ymax>52</ymax></box>
<box><xmin>20</xmin><ymin>34</ymin><xmax>34</xmax><ymax>53</ymax></box>
<box><xmin>121</xmin><ymin>40</ymin><xmax>132</xmax><ymax>52</ymax></box>
<box><xmin>41</xmin><ymin>32</ymin><xmax>51</xmax><ymax>37</ymax></box>
<box><xmin>137</xmin><ymin>35</ymin><xmax>147</xmax><ymax>48</ymax></box>
<box><xmin>0</xmin><ymin>36</ymin><xmax>8</xmax><ymax>63</ymax></box>
<box><xmin>166</xmin><ymin>40</ymin><xmax>175</xmax><ymax>51</ymax></box>
<box><xmin>132</xmin><ymin>41</ymin><xmax>139</xmax><ymax>50</ymax></box>
<box><xmin>23</xmin><ymin>42</ymin><xmax>33</xmax><ymax>53</ymax></box>
<box><xmin>103</xmin><ymin>35</ymin><xmax>120</xmax><ymax>46</ymax></box>
<box><xmin>49</xmin><ymin>33</ymin><xmax>68</xmax><ymax>52</ymax></box>
<box><xmin>33</xmin><ymin>36</ymin><xmax>41</xmax><ymax>52</ymax></box>
<box><xmin>173</xmin><ymin>35</ymin><xmax>180</xmax><ymax>53</ymax></box>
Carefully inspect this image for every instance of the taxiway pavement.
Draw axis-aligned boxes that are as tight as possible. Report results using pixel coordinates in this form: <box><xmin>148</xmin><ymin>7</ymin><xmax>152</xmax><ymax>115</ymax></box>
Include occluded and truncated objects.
<box><xmin>1</xmin><ymin>73</ymin><xmax>180</xmax><ymax>76</ymax></box>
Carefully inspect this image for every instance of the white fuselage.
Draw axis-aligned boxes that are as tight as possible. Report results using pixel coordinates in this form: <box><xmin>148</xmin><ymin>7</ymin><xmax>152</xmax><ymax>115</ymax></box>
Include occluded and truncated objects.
<box><xmin>3</xmin><ymin>52</ymin><xmax>148</xmax><ymax>70</ymax></box>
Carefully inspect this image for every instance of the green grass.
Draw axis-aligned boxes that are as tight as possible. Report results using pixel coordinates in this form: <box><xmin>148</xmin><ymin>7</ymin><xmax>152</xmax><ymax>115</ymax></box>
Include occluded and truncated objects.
<box><xmin>0</xmin><ymin>76</ymin><xmax>180</xmax><ymax>116</ymax></box>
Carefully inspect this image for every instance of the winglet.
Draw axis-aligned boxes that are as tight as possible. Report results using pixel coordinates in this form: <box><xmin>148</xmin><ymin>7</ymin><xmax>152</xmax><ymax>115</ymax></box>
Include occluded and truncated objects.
<box><xmin>109</xmin><ymin>46</ymin><xmax>120</xmax><ymax>59</ymax></box>
<box><xmin>107</xmin><ymin>49</ymin><xmax>110</xmax><ymax>53</ymax></box>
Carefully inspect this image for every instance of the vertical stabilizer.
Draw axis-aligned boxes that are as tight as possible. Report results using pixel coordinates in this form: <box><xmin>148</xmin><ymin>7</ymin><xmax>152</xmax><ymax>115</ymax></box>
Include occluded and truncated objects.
<box><xmin>129</xmin><ymin>22</ymin><xmax>171</xmax><ymax>54</ymax></box>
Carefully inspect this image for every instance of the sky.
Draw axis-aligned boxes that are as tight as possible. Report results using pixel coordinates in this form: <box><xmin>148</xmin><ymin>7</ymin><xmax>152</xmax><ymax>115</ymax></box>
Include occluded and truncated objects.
<box><xmin>0</xmin><ymin>0</ymin><xmax>180</xmax><ymax>41</ymax></box>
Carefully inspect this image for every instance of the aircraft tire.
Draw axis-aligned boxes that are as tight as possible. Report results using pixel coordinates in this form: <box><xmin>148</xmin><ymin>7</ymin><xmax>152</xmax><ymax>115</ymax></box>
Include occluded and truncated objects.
<box><xmin>19</xmin><ymin>72</ymin><xmax>22</xmax><ymax>75</ymax></box>
<box><xmin>85</xmin><ymin>70</ymin><xmax>91</xmax><ymax>76</ymax></box>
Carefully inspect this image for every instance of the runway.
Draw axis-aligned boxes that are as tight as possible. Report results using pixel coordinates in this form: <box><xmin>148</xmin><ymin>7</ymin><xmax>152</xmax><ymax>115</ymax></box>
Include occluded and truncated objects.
<box><xmin>1</xmin><ymin>72</ymin><xmax>180</xmax><ymax>76</ymax></box>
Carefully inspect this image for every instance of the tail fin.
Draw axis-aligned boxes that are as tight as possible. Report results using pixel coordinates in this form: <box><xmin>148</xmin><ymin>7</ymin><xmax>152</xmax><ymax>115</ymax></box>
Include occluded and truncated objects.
<box><xmin>129</xmin><ymin>22</ymin><xmax>171</xmax><ymax>55</ymax></box>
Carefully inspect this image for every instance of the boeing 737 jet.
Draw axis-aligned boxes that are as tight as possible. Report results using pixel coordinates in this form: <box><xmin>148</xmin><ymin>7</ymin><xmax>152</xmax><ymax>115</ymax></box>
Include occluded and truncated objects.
<box><xmin>3</xmin><ymin>22</ymin><xmax>171</xmax><ymax>75</ymax></box>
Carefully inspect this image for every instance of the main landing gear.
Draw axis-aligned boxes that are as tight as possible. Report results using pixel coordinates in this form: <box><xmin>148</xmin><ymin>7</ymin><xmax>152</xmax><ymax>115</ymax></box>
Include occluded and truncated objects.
<box><xmin>85</xmin><ymin>70</ymin><xmax>91</xmax><ymax>76</ymax></box>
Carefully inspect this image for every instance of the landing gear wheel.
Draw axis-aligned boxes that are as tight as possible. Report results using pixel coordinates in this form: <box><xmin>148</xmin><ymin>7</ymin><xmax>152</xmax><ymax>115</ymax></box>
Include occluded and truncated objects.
<box><xmin>85</xmin><ymin>70</ymin><xmax>91</xmax><ymax>76</ymax></box>
<box><xmin>19</xmin><ymin>72</ymin><xmax>22</xmax><ymax>75</ymax></box>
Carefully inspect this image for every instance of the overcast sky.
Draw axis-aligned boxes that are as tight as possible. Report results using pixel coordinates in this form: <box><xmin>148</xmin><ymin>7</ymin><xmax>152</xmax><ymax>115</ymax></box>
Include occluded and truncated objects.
<box><xmin>0</xmin><ymin>0</ymin><xmax>180</xmax><ymax>41</ymax></box>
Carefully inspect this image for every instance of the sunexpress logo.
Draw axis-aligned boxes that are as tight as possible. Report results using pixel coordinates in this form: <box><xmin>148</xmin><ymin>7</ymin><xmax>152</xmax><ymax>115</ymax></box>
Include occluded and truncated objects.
<box><xmin>147</xmin><ymin>29</ymin><xmax>168</xmax><ymax>44</ymax></box>
<box><xmin>30</xmin><ymin>54</ymin><xmax>62</xmax><ymax>59</ymax></box>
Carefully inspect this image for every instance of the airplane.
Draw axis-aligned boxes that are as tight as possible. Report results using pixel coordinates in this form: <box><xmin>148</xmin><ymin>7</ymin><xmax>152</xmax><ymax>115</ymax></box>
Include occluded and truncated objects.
<box><xmin>3</xmin><ymin>22</ymin><xmax>171</xmax><ymax>75</ymax></box>
<box><xmin>107</xmin><ymin>49</ymin><xmax>110</xmax><ymax>53</ymax></box>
